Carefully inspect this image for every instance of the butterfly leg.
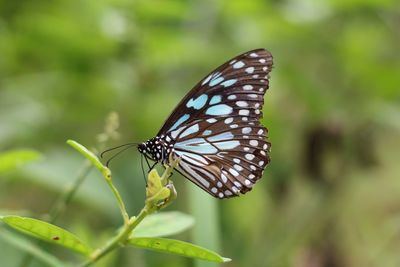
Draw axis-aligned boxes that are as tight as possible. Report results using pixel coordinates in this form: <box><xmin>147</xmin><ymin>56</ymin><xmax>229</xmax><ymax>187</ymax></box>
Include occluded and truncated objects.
<box><xmin>149</xmin><ymin>162</ymin><xmax>157</xmax><ymax>172</ymax></box>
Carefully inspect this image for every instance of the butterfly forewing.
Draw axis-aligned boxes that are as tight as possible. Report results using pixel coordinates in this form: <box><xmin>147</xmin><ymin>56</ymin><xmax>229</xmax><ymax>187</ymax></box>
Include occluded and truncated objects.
<box><xmin>158</xmin><ymin>48</ymin><xmax>272</xmax><ymax>135</ymax></box>
<box><xmin>153</xmin><ymin>49</ymin><xmax>273</xmax><ymax>199</ymax></box>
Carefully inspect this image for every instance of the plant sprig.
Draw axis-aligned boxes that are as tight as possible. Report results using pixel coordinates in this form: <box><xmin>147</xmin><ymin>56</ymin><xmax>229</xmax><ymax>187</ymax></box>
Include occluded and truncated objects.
<box><xmin>0</xmin><ymin>140</ymin><xmax>230</xmax><ymax>266</ymax></box>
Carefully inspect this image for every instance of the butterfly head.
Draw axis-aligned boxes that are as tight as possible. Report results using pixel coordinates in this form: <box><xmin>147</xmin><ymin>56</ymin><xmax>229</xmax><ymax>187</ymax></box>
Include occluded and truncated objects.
<box><xmin>137</xmin><ymin>137</ymin><xmax>167</xmax><ymax>162</ymax></box>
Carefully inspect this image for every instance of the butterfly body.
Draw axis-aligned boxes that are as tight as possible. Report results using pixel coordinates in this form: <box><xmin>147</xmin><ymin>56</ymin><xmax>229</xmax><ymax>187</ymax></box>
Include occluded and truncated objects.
<box><xmin>138</xmin><ymin>48</ymin><xmax>273</xmax><ymax>199</ymax></box>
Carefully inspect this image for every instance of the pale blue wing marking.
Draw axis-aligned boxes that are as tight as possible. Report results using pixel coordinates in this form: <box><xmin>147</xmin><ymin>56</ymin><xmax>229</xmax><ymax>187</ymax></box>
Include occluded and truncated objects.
<box><xmin>209</xmin><ymin>95</ymin><xmax>222</xmax><ymax>105</ymax></box>
<box><xmin>207</xmin><ymin>132</ymin><xmax>234</xmax><ymax>142</ymax></box>
<box><xmin>179</xmin><ymin>161</ymin><xmax>210</xmax><ymax>188</ymax></box>
<box><xmin>242</xmin><ymin>127</ymin><xmax>252</xmax><ymax>134</ymax></box>
<box><xmin>203</xmin><ymin>130</ymin><xmax>212</xmax><ymax>136</ymax></box>
<box><xmin>175</xmin><ymin>141</ymin><xmax>218</xmax><ymax>154</ymax></box>
<box><xmin>186</xmin><ymin>94</ymin><xmax>208</xmax><ymax>110</ymax></box>
<box><xmin>179</xmin><ymin>124</ymin><xmax>199</xmax><ymax>138</ymax></box>
<box><xmin>214</xmin><ymin>140</ymin><xmax>240</xmax><ymax>150</ymax></box>
<box><xmin>233</xmin><ymin>61</ymin><xmax>245</xmax><ymax>69</ymax></box>
<box><xmin>174</xmin><ymin>151</ymin><xmax>208</xmax><ymax>166</ymax></box>
<box><xmin>209</xmin><ymin>77</ymin><xmax>224</xmax><ymax>86</ymax></box>
<box><xmin>168</xmin><ymin>114</ymin><xmax>190</xmax><ymax>132</ymax></box>
<box><xmin>175</xmin><ymin>138</ymin><xmax>207</xmax><ymax>146</ymax></box>
<box><xmin>205</xmin><ymin>104</ymin><xmax>233</xmax><ymax>115</ymax></box>
<box><xmin>221</xmin><ymin>79</ymin><xmax>237</xmax><ymax>87</ymax></box>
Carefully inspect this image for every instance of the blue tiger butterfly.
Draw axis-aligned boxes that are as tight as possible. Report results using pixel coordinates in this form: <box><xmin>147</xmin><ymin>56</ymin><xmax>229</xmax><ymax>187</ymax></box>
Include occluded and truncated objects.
<box><xmin>137</xmin><ymin>48</ymin><xmax>273</xmax><ymax>199</ymax></box>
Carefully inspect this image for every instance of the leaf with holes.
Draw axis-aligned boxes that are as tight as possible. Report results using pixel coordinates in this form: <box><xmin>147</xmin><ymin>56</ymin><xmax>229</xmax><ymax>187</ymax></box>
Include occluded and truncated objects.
<box><xmin>131</xmin><ymin>211</ymin><xmax>194</xmax><ymax>238</ymax></box>
<box><xmin>128</xmin><ymin>237</ymin><xmax>231</xmax><ymax>262</ymax></box>
<box><xmin>0</xmin><ymin>216</ymin><xmax>92</xmax><ymax>256</ymax></box>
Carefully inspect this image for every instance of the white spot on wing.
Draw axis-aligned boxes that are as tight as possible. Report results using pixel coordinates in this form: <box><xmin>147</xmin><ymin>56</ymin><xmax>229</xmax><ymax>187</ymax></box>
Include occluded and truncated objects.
<box><xmin>245</xmin><ymin>67</ymin><xmax>255</xmax><ymax>74</ymax></box>
<box><xmin>236</xmin><ymin>101</ymin><xmax>248</xmax><ymax>107</ymax></box>
<box><xmin>239</xmin><ymin>110</ymin><xmax>250</xmax><ymax>116</ymax></box>
<box><xmin>221</xmin><ymin>173</ymin><xmax>228</xmax><ymax>183</ymax></box>
<box><xmin>202</xmin><ymin>74</ymin><xmax>213</xmax><ymax>85</ymax></box>
<box><xmin>245</xmin><ymin>179</ymin><xmax>252</xmax><ymax>186</ymax></box>
<box><xmin>234</xmin><ymin>164</ymin><xmax>243</xmax><ymax>171</ymax></box>
<box><xmin>225</xmin><ymin>190</ymin><xmax>232</xmax><ymax>196</ymax></box>
<box><xmin>250</xmin><ymin>140</ymin><xmax>258</xmax><ymax>146</ymax></box>
<box><xmin>242</xmin><ymin>127</ymin><xmax>252</xmax><ymax>134</ymax></box>
<box><xmin>224</xmin><ymin>117</ymin><xmax>233</xmax><ymax>124</ymax></box>
<box><xmin>245</xmin><ymin>154</ymin><xmax>255</xmax><ymax>160</ymax></box>
<box><xmin>229</xmin><ymin>168</ymin><xmax>239</xmax><ymax>177</ymax></box>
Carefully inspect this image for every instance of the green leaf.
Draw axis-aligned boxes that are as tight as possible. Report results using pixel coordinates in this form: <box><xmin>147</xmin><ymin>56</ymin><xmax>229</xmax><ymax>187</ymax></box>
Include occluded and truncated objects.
<box><xmin>1</xmin><ymin>216</ymin><xmax>91</xmax><ymax>256</ymax></box>
<box><xmin>0</xmin><ymin>228</ymin><xmax>67</xmax><ymax>267</ymax></box>
<box><xmin>132</xmin><ymin>211</ymin><xmax>194</xmax><ymax>238</ymax></box>
<box><xmin>128</xmin><ymin>237</ymin><xmax>231</xmax><ymax>263</ymax></box>
<box><xmin>0</xmin><ymin>149</ymin><xmax>42</xmax><ymax>174</ymax></box>
<box><xmin>66</xmin><ymin>139</ymin><xmax>110</xmax><ymax>178</ymax></box>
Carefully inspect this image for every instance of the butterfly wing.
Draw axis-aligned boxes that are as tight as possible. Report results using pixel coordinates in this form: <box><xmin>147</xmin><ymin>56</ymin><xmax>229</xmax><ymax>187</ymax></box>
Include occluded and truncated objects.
<box><xmin>159</xmin><ymin>48</ymin><xmax>273</xmax><ymax>198</ymax></box>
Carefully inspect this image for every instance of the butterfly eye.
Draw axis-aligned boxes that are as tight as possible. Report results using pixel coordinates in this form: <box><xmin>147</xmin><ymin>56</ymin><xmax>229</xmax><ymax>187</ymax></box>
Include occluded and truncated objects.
<box><xmin>137</xmin><ymin>48</ymin><xmax>273</xmax><ymax>199</ymax></box>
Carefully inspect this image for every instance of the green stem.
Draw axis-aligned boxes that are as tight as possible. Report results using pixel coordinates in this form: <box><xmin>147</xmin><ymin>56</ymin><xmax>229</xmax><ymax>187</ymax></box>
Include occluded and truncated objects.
<box><xmin>49</xmin><ymin>161</ymin><xmax>93</xmax><ymax>223</ymax></box>
<box><xmin>105</xmin><ymin>178</ymin><xmax>129</xmax><ymax>225</ymax></box>
<box><xmin>78</xmin><ymin>208</ymin><xmax>149</xmax><ymax>267</ymax></box>
<box><xmin>77</xmin><ymin>160</ymin><xmax>179</xmax><ymax>267</ymax></box>
<box><xmin>67</xmin><ymin>139</ymin><xmax>129</xmax><ymax>224</ymax></box>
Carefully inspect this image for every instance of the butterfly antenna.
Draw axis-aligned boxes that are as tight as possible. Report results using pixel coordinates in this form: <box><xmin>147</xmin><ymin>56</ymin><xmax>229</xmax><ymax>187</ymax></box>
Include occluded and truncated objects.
<box><xmin>105</xmin><ymin>144</ymin><xmax>137</xmax><ymax>167</ymax></box>
<box><xmin>100</xmin><ymin>142</ymin><xmax>139</xmax><ymax>159</ymax></box>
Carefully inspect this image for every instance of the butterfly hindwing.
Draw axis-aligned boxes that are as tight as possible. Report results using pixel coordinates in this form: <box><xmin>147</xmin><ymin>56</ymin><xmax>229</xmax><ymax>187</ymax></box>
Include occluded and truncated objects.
<box><xmin>157</xmin><ymin>48</ymin><xmax>273</xmax><ymax>199</ymax></box>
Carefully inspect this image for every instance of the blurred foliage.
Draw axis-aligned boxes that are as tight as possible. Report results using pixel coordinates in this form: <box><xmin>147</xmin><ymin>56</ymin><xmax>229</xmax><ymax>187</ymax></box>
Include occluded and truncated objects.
<box><xmin>0</xmin><ymin>0</ymin><xmax>399</xmax><ymax>266</ymax></box>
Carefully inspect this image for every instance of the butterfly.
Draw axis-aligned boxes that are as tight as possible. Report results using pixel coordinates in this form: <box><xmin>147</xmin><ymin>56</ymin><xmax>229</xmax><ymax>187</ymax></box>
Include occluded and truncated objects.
<box><xmin>137</xmin><ymin>48</ymin><xmax>273</xmax><ymax>199</ymax></box>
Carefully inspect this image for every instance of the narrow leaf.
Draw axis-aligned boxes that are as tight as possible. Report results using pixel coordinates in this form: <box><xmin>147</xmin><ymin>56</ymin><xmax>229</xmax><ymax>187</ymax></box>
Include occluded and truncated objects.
<box><xmin>1</xmin><ymin>216</ymin><xmax>91</xmax><ymax>256</ymax></box>
<box><xmin>132</xmin><ymin>211</ymin><xmax>194</xmax><ymax>237</ymax></box>
<box><xmin>0</xmin><ymin>149</ymin><xmax>41</xmax><ymax>174</ymax></box>
<box><xmin>0</xmin><ymin>228</ymin><xmax>67</xmax><ymax>267</ymax></box>
<box><xmin>66</xmin><ymin>140</ymin><xmax>110</xmax><ymax>178</ymax></box>
<box><xmin>128</xmin><ymin>237</ymin><xmax>231</xmax><ymax>263</ymax></box>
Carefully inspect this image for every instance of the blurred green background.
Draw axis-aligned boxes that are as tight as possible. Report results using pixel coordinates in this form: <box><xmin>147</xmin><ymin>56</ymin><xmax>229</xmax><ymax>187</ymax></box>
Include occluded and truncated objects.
<box><xmin>1</xmin><ymin>0</ymin><xmax>399</xmax><ymax>266</ymax></box>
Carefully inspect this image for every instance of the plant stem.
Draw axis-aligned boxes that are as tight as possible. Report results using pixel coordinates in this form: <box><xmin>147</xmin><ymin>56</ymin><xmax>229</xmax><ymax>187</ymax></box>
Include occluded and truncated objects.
<box><xmin>77</xmin><ymin>160</ymin><xmax>179</xmax><ymax>267</ymax></box>
<box><xmin>105</xmin><ymin>177</ymin><xmax>130</xmax><ymax>225</ymax></box>
<box><xmin>49</xmin><ymin>160</ymin><xmax>93</xmax><ymax>223</ymax></box>
<box><xmin>78</xmin><ymin>208</ymin><xmax>149</xmax><ymax>267</ymax></box>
